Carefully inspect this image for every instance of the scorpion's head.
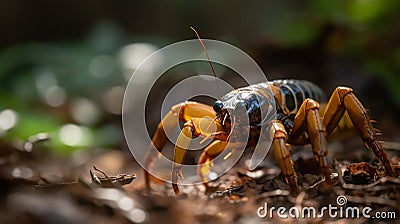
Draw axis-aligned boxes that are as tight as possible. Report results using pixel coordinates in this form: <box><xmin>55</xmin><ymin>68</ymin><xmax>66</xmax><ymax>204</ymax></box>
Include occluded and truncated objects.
<box><xmin>213</xmin><ymin>87</ymin><xmax>275</xmax><ymax>134</ymax></box>
<box><xmin>212</xmin><ymin>99</ymin><xmax>230</xmax><ymax>130</ymax></box>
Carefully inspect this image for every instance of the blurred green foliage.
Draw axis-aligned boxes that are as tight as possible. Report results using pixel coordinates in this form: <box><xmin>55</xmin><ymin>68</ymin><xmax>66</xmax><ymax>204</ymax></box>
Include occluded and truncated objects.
<box><xmin>0</xmin><ymin>24</ymin><xmax>128</xmax><ymax>153</ymax></box>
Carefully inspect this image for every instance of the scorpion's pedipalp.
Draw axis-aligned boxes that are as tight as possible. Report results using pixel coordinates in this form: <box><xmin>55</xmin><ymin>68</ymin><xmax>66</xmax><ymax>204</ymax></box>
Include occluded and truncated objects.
<box><xmin>290</xmin><ymin>99</ymin><xmax>331</xmax><ymax>181</ymax></box>
<box><xmin>172</xmin><ymin>122</ymin><xmax>193</xmax><ymax>194</ymax></box>
<box><xmin>172</xmin><ymin>116</ymin><xmax>225</xmax><ymax>194</ymax></box>
<box><xmin>197</xmin><ymin>140</ymin><xmax>228</xmax><ymax>186</ymax></box>
<box><xmin>143</xmin><ymin>101</ymin><xmax>216</xmax><ymax>193</ymax></box>
<box><xmin>270</xmin><ymin>120</ymin><xmax>299</xmax><ymax>193</ymax></box>
<box><xmin>322</xmin><ymin>87</ymin><xmax>395</xmax><ymax>177</ymax></box>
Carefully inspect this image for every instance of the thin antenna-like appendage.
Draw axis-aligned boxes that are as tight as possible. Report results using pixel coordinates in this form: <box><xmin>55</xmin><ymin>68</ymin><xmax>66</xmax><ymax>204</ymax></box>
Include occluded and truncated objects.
<box><xmin>190</xmin><ymin>26</ymin><xmax>221</xmax><ymax>99</ymax></box>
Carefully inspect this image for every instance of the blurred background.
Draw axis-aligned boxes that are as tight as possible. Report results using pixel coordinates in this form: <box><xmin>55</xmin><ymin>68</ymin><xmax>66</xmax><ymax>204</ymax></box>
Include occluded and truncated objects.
<box><xmin>1</xmin><ymin>0</ymin><xmax>400</xmax><ymax>152</ymax></box>
<box><xmin>0</xmin><ymin>0</ymin><xmax>400</xmax><ymax>223</ymax></box>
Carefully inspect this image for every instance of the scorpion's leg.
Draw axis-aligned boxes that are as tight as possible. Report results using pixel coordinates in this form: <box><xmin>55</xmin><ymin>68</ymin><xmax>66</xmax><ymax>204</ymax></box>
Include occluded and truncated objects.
<box><xmin>197</xmin><ymin>140</ymin><xmax>228</xmax><ymax>186</ymax></box>
<box><xmin>144</xmin><ymin>101</ymin><xmax>216</xmax><ymax>191</ymax></box>
<box><xmin>290</xmin><ymin>99</ymin><xmax>331</xmax><ymax>181</ymax></box>
<box><xmin>171</xmin><ymin>116</ymin><xmax>224</xmax><ymax>194</ymax></box>
<box><xmin>322</xmin><ymin>87</ymin><xmax>395</xmax><ymax>177</ymax></box>
<box><xmin>270</xmin><ymin>120</ymin><xmax>299</xmax><ymax>193</ymax></box>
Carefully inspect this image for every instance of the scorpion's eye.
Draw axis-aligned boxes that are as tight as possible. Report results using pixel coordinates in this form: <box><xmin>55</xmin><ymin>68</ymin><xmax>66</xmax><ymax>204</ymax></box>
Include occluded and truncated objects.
<box><xmin>213</xmin><ymin>101</ymin><xmax>224</xmax><ymax>112</ymax></box>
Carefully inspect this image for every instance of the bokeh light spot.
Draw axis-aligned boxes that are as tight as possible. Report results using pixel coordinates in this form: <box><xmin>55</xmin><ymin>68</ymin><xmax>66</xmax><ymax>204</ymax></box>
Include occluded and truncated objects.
<box><xmin>11</xmin><ymin>167</ymin><xmax>34</xmax><ymax>179</ymax></box>
<box><xmin>89</xmin><ymin>54</ymin><xmax>115</xmax><ymax>78</ymax></box>
<box><xmin>118</xmin><ymin>43</ymin><xmax>161</xmax><ymax>81</ymax></box>
<box><xmin>70</xmin><ymin>98</ymin><xmax>100</xmax><ymax>125</ymax></box>
<box><xmin>0</xmin><ymin>109</ymin><xmax>18</xmax><ymax>131</ymax></box>
<box><xmin>59</xmin><ymin>124</ymin><xmax>89</xmax><ymax>147</ymax></box>
<box><xmin>117</xmin><ymin>196</ymin><xmax>134</xmax><ymax>211</ymax></box>
<box><xmin>44</xmin><ymin>86</ymin><xmax>67</xmax><ymax>107</ymax></box>
<box><xmin>128</xmin><ymin>208</ymin><xmax>147</xmax><ymax>223</ymax></box>
<box><xmin>103</xmin><ymin>86</ymin><xmax>124</xmax><ymax>115</ymax></box>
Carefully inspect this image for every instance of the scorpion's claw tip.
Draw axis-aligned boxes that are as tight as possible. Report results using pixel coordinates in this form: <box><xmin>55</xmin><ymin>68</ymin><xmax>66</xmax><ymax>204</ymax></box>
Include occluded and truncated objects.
<box><xmin>179</xmin><ymin>170</ymin><xmax>184</xmax><ymax>180</ymax></box>
<box><xmin>173</xmin><ymin>183</ymin><xmax>180</xmax><ymax>194</ymax></box>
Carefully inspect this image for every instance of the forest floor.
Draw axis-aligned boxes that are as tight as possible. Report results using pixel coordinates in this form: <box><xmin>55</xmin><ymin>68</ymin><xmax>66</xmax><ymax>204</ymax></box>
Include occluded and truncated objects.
<box><xmin>0</xmin><ymin>132</ymin><xmax>399</xmax><ymax>224</ymax></box>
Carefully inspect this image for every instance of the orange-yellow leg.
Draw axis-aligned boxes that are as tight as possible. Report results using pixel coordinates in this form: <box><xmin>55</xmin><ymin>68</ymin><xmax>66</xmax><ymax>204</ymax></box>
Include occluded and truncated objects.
<box><xmin>290</xmin><ymin>99</ymin><xmax>331</xmax><ymax>180</ymax></box>
<box><xmin>322</xmin><ymin>87</ymin><xmax>395</xmax><ymax>177</ymax></box>
<box><xmin>270</xmin><ymin>120</ymin><xmax>299</xmax><ymax>193</ymax></box>
<box><xmin>171</xmin><ymin>115</ymin><xmax>226</xmax><ymax>194</ymax></box>
<box><xmin>144</xmin><ymin>101</ymin><xmax>216</xmax><ymax>191</ymax></box>
<box><xmin>197</xmin><ymin>140</ymin><xmax>228</xmax><ymax>187</ymax></box>
<box><xmin>171</xmin><ymin>122</ymin><xmax>193</xmax><ymax>194</ymax></box>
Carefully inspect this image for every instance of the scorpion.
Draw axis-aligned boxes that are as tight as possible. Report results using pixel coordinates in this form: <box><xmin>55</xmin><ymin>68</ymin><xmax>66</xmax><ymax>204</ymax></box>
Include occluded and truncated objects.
<box><xmin>143</xmin><ymin>29</ymin><xmax>396</xmax><ymax>194</ymax></box>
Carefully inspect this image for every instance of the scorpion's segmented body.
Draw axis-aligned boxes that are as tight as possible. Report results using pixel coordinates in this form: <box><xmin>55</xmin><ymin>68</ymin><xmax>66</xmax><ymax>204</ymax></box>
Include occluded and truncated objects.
<box><xmin>213</xmin><ymin>80</ymin><xmax>327</xmax><ymax>146</ymax></box>
<box><xmin>269</xmin><ymin>79</ymin><xmax>326</xmax><ymax>116</ymax></box>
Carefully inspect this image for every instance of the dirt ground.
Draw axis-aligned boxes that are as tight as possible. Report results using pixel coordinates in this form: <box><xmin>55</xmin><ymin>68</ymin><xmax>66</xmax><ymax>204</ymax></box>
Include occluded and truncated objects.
<box><xmin>0</xmin><ymin>130</ymin><xmax>399</xmax><ymax>224</ymax></box>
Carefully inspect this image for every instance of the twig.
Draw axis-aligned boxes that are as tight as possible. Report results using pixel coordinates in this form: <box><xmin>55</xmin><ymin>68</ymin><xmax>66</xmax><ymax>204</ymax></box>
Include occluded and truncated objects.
<box><xmin>341</xmin><ymin>177</ymin><xmax>400</xmax><ymax>190</ymax></box>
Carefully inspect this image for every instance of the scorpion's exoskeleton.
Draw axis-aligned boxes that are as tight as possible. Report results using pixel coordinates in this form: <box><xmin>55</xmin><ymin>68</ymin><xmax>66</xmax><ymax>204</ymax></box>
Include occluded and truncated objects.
<box><xmin>144</xmin><ymin>79</ymin><xmax>396</xmax><ymax>194</ymax></box>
